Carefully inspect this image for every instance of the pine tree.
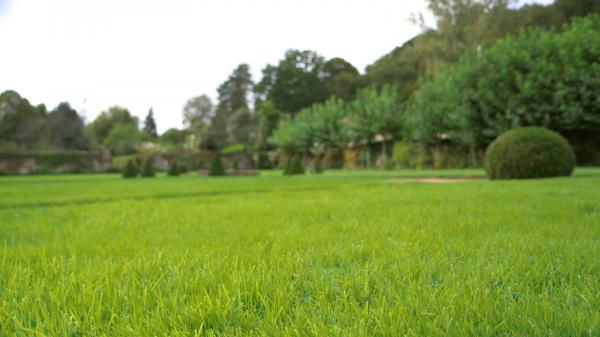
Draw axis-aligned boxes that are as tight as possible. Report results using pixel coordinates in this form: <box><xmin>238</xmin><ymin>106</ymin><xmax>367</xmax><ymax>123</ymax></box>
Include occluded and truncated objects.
<box><xmin>143</xmin><ymin>108</ymin><xmax>158</xmax><ymax>138</ymax></box>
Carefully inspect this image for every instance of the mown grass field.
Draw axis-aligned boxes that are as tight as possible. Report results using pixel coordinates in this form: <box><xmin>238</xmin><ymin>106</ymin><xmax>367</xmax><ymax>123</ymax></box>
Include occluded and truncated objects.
<box><xmin>0</xmin><ymin>169</ymin><xmax>599</xmax><ymax>336</ymax></box>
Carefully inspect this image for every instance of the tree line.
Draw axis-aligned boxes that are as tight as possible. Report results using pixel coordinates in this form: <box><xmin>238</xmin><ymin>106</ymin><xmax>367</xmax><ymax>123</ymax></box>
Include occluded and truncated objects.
<box><xmin>1</xmin><ymin>0</ymin><xmax>597</xmax><ymax>166</ymax></box>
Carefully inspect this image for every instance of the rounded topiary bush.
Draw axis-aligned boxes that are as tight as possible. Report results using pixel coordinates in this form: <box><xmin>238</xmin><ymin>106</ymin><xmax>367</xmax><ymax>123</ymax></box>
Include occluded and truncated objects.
<box><xmin>284</xmin><ymin>156</ymin><xmax>305</xmax><ymax>176</ymax></box>
<box><xmin>208</xmin><ymin>155</ymin><xmax>226</xmax><ymax>176</ymax></box>
<box><xmin>484</xmin><ymin>127</ymin><xmax>576</xmax><ymax>180</ymax></box>
<box><xmin>122</xmin><ymin>159</ymin><xmax>138</xmax><ymax>178</ymax></box>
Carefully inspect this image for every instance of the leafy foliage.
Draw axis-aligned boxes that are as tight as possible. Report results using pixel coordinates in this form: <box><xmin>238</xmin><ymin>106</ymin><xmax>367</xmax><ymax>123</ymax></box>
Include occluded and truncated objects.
<box><xmin>0</xmin><ymin>90</ymin><xmax>47</xmax><ymax>149</ymax></box>
<box><xmin>87</xmin><ymin>106</ymin><xmax>138</xmax><ymax>145</ymax></box>
<box><xmin>158</xmin><ymin>128</ymin><xmax>188</xmax><ymax>148</ymax></box>
<box><xmin>484</xmin><ymin>127</ymin><xmax>576</xmax><ymax>179</ymax></box>
<box><xmin>256</xmin><ymin>50</ymin><xmax>329</xmax><ymax>115</ymax></box>
<box><xmin>345</xmin><ymin>85</ymin><xmax>401</xmax><ymax>144</ymax></box>
<box><xmin>105</xmin><ymin>124</ymin><xmax>143</xmax><ymax>155</ymax></box>
<box><xmin>407</xmin><ymin>15</ymin><xmax>600</xmax><ymax>148</ymax></box>
<box><xmin>323</xmin><ymin>57</ymin><xmax>360</xmax><ymax>102</ymax></box>
<box><xmin>47</xmin><ymin>102</ymin><xmax>90</xmax><ymax>150</ymax></box>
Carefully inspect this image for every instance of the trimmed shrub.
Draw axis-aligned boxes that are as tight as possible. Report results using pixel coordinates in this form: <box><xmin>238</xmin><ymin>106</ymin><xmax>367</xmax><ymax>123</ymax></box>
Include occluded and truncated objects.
<box><xmin>141</xmin><ymin>158</ymin><xmax>156</xmax><ymax>177</ymax></box>
<box><xmin>122</xmin><ymin>159</ymin><xmax>138</xmax><ymax>178</ymax></box>
<box><xmin>485</xmin><ymin>127</ymin><xmax>576</xmax><ymax>180</ymax></box>
<box><xmin>232</xmin><ymin>158</ymin><xmax>239</xmax><ymax>172</ymax></box>
<box><xmin>284</xmin><ymin>156</ymin><xmax>305</xmax><ymax>175</ymax></box>
<box><xmin>168</xmin><ymin>161</ymin><xmax>180</xmax><ymax>177</ymax></box>
<box><xmin>208</xmin><ymin>155</ymin><xmax>226</xmax><ymax>176</ymax></box>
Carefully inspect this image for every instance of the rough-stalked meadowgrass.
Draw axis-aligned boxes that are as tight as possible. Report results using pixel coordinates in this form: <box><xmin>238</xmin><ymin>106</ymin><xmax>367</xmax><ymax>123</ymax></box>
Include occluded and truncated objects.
<box><xmin>0</xmin><ymin>169</ymin><xmax>599</xmax><ymax>336</ymax></box>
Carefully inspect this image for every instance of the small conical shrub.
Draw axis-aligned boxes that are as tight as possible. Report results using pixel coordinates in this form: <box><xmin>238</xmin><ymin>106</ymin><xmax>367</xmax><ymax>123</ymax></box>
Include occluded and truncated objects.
<box><xmin>284</xmin><ymin>156</ymin><xmax>304</xmax><ymax>175</ymax></box>
<box><xmin>208</xmin><ymin>155</ymin><xmax>226</xmax><ymax>176</ymax></box>
<box><xmin>168</xmin><ymin>161</ymin><xmax>180</xmax><ymax>177</ymax></box>
<box><xmin>122</xmin><ymin>159</ymin><xmax>138</xmax><ymax>178</ymax></box>
<box><xmin>232</xmin><ymin>158</ymin><xmax>239</xmax><ymax>172</ymax></box>
<box><xmin>141</xmin><ymin>158</ymin><xmax>156</xmax><ymax>177</ymax></box>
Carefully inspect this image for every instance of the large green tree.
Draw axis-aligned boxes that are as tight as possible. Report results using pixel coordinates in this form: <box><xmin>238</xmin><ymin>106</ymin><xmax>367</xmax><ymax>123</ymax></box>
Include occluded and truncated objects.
<box><xmin>105</xmin><ymin>124</ymin><xmax>143</xmax><ymax>155</ymax></box>
<box><xmin>183</xmin><ymin>94</ymin><xmax>214</xmax><ymax>149</ymax></box>
<box><xmin>209</xmin><ymin>64</ymin><xmax>255</xmax><ymax>148</ymax></box>
<box><xmin>0</xmin><ymin>90</ymin><xmax>47</xmax><ymax>149</ymax></box>
<box><xmin>323</xmin><ymin>57</ymin><xmax>359</xmax><ymax>102</ymax></box>
<box><xmin>256</xmin><ymin>50</ymin><xmax>328</xmax><ymax>116</ymax></box>
<box><xmin>345</xmin><ymin>85</ymin><xmax>401</xmax><ymax>145</ymax></box>
<box><xmin>87</xmin><ymin>106</ymin><xmax>139</xmax><ymax>145</ymax></box>
<box><xmin>47</xmin><ymin>102</ymin><xmax>90</xmax><ymax>150</ymax></box>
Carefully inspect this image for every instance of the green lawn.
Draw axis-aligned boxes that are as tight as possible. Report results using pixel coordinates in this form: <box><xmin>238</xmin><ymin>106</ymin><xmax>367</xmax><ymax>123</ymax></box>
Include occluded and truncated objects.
<box><xmin>0</xmin><ymin>169</ymin><xmax>599</xmax><ymax>336</ymax></box>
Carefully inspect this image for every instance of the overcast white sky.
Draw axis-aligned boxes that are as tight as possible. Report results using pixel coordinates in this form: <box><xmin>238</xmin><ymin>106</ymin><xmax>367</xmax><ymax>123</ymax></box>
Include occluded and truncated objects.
<box><xmin>0</xmin><ymin>0</ymin><xmax>552</xmax><ymax>133</ymax></box>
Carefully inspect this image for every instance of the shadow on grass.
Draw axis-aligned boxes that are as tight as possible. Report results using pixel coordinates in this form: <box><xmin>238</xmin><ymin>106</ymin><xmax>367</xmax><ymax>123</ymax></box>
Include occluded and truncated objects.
<box><xmin>0</xmin><ymin>187</ymin><xmax>329</xmax><ymax>210</ymax></box>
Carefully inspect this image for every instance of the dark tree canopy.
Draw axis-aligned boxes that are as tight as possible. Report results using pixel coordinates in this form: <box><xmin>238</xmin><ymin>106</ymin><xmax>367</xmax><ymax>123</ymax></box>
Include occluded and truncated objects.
<box><xmin>323</xmin><ymin>57</ymin><xmax>359</xmax><ymax>102</ymax></box>
<box><xmin>256</xmin><ymin>50</ymin><xmax>328</xmax><ymax>116</ymax></box>
<box><xmin>359</xmin><ymin>37</ymin><xmax>425</xmax><ymax>100</ymax></box>
<box><xmin>0</xmin><ymin>90</ymin><xmax>47</xmax><ymax>149</ymax></box>
<box><xmin>47</xmin><ymin>102</ymin><xmax>90</xmax><ymax>150</ymax></box>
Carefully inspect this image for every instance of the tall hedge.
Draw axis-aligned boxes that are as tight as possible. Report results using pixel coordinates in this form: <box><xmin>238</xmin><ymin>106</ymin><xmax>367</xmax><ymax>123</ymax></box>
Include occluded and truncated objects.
<box><xmin>406</xmin><ymin>15</ymin><xmax>600</xmax><ymax>148</ymax></box>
